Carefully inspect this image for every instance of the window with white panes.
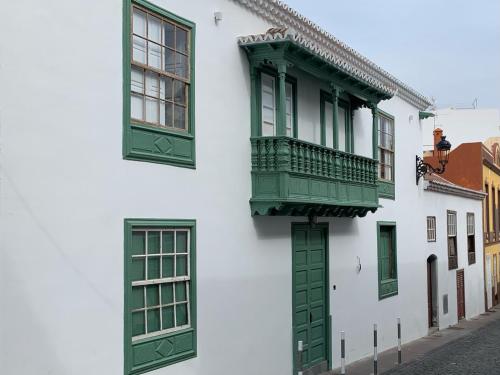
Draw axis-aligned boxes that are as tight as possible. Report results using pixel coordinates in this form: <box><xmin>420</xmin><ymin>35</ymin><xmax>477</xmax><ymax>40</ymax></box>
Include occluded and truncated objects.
<box><xmin>378</xmin><ymin>114</ymin><xmax>394</xmax><ymax>181</ymax></box>
<box><xmin>447</xmin><ymin>211</ymin><xmax>458</xmax><ymax>269</ymax></box>
<box><xmin>130</xmin><ymin>228</ymin><xmax>192</xmax><ymax>340</ymax></box>
<box><xmin>260</xmin><ymin>73</ymin><xmax>294</xmax><ymax>137</ymax></box>
<box><xmin>261</xmin><ymin>73</ymin><xmax>276</xmax><ymax>136</ymax></box>
<box><xmin>427</xmin><ymin>216</ymin><xmax>436</xmax><ymax>242</ymax></box>
<box><xmin>131</xmin><ymin>5</ymin><xmax>190</xmax><ymax>130</ymax></box>
<box><xmin>467</xmin><ymin>213</ymin><xmax>476</xmax><ymax>264</ymax></box>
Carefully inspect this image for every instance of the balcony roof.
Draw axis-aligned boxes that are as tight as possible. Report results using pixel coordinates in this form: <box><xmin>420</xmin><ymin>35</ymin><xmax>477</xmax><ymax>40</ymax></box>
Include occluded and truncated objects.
<box><xmin>239</xmin><ymin>28</ymin><xmax>393</xmax><ymax>104</ymax></box>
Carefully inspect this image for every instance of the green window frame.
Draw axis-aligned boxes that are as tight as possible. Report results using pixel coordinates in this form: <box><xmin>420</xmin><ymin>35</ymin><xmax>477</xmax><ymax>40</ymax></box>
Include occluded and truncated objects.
<box><xmin>377</xmin><ymin>110</ymin><xmax>395</xmax><ymax>199</ymax></box>
<box><xmin>319</xmin><ymin>91</ymin><xmax>353</xmax><ymax>152</ymax></box>
<box><xmin>124</xmin><ymin>219</ymin><xmax>196</xmax><ymax>375</ymax></box>
<box><xmin>123</xmin><ymin>0</ymin><xmax>196</xmax><ymax>168</ymax></box>
<box><xmin>377</xmin><ymin>221</ymin><xmax>398</xmax><ymax>299</ymax></box>
<box><xmin>256</xmin><ymin>68</ymin><xmax>298</xmax><ymax>138</ymax></box>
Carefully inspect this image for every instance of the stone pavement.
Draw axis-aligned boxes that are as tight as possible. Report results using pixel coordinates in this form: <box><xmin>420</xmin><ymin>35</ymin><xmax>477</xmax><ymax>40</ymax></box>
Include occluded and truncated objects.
<box><xmin>330</xmin><ymin>307</ymin><xmax>500</xmax><ymax>375</ymax></box>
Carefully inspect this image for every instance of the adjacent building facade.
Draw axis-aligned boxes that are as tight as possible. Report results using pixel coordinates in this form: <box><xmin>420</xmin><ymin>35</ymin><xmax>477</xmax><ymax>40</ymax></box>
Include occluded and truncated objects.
<box><xmin>423</xmin><ymin>175</ymin><xmax>485</xmax><ymax>329</ymax></box>
<box><xmin>0</xmin><ymin>1</ymin><xmax>487</xmax><ymax>375</ymax></box>
<box><xmin>425</xmin><ymin>135</ymin><xmax>500</xmax><ymax>310</ymax></box>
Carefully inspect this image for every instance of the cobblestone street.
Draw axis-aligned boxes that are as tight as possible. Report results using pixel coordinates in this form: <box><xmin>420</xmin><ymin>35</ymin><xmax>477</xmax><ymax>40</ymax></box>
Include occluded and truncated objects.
<box><xmin>384</xmin><ymin>312</ymin><xmax>500</xmax><ymax>375</ymax></box>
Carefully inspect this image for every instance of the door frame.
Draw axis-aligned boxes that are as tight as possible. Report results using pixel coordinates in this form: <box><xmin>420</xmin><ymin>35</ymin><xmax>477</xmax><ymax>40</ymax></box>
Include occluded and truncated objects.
<box><xmin>427</xmin><ymin>255</ymin><xmax>438</xmax><ymax>328</ymax></box>
<box><xmin>291</xmin><ymin>222</ymin><xmax>332</xmax><ymax>374</ymax></box>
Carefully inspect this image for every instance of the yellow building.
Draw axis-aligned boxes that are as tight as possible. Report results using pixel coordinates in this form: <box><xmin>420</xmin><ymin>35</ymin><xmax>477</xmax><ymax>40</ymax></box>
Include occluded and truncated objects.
<box><xmin>482</xmin><ymin>138</ymin><xmax>500</xmax><ymax>308</ymax></box>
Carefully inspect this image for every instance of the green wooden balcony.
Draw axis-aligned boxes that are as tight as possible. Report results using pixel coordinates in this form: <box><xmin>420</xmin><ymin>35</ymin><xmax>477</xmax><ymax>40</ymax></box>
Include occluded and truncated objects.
<box><xmin>250</xmin><ymin>136</ymin><xmax>379</xmax><ymax>217</ymax></box>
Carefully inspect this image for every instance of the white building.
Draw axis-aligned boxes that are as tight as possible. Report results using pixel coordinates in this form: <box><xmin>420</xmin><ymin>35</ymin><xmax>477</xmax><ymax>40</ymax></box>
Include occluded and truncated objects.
<box><xmin>423</xmin><ymin>175</ymin><xmax>485</xmax><ymax>330</ymax></box>
<box><xmin>0</xmin><ymin>1</ymin><xmax>486</xmax><ymax>375</ymax></box>
<box><xmin>422</xmin><ymin>107</ymin><xmax>500</xmax><ymax>150</ymax></box>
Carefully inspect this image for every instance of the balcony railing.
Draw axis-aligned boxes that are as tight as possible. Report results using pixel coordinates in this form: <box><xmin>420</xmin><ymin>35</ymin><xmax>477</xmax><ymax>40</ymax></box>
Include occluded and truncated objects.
<box><xmin>468</xmin><ymin>252</ymin><xmax>476</xmax><ymax>265</ymax></box>
<box><xmin>250</xmin><ymin>136</ymin><xmax>379</xmax><ymax>217</ymax></box>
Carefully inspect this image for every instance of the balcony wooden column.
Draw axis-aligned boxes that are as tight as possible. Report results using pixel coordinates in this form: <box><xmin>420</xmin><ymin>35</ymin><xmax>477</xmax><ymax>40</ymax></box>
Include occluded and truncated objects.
<box><xmin>331</xmin><ymin>84</ymin><xmax>340</xmax><ymax>149</ymax></box>
<box><xmin>277</xmin><ymin>62</ymin><xmax>288</xmax><ymax>136</ymax></box>
<box><xmin>249</xmin><ymin>63</ymin><xmax>259</xmax><ymax>137</ymax></box>
<box><xmin>370</xmin><ymin>103</ymin><xmax>379</xmax><ymax>160</ymax></box>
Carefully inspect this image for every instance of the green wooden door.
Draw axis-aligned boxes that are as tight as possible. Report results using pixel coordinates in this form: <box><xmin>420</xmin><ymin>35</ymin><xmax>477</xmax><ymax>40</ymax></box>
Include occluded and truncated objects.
<box><xmin>292</xmin><ymin>224</ymin><xmax>330</xmax><ymax>375</ymax></box>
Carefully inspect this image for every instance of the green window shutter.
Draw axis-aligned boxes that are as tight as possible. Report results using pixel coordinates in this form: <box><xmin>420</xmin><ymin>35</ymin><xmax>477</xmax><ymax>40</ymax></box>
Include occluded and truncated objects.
<box><xmin>124</xmin><ymin>219</ymin><xmax>197</xmax><ymax>375</ymax></box>
<box><xmin>377</xmin><ymin>222</ymin><xmax>398</xmax><ymax>300</ymax></box>
<box><xmin>123</xmin><ymin>0</ymin><xmax>196</xmax><ymax>168</ymax></box>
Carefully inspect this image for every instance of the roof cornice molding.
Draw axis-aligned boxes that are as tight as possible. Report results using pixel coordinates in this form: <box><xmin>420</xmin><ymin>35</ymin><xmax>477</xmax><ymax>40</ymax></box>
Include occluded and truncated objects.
<box><xmin>425</xmin><ymin>180</ymin><xmax>486</xmax><ymax>200</ymax></box>
<box><xmin>232</xmin><ymin>0</ymin><xmax>432</xmax><ymax>110</ymax></box>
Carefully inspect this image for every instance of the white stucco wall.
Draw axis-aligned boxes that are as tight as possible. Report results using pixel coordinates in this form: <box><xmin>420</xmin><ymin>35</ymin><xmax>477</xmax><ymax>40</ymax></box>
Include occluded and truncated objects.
<box><xmin>422</xmin><ymin>107</ymin><xmax>500</xmax><ymax>151</ymax></box>
<box><xmin>0</xmin><ymin>1</ymin><xmax>486</xmax><ymax>375</ymax></box>
<box><xmin>422</xmin><ymin>187</ymin><xmax>485</xmax><ymax>329</ymax></box>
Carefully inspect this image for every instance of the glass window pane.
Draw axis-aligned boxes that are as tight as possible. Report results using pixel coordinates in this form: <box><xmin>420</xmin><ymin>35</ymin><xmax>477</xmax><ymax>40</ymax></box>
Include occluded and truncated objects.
<box><xmin>148</xmin><ymin>41</ymin><xmax>161</xmax><ymax>69</ymax></box>
<box><xmin>162</xmin><ymin>256</ymin><xmax>174</xmax><ymax>278</ymax></box>
<box><xmin>147</xmin><ymin>257</ymin><xmax>160</xmax><ymax>279</ymax></box>
<box><xmin>164</xmin><ymin>22</ymin><xmax>175</xmax><ymax>49</ymax></box>
<box><xmin>132</xmin><ymin>311</ymin><xmax>145</xmax><ymax>336</ymax></box>
<box><xmin>175</xmin><ymin>282</ymin><xmax>187</xmax><ymax>302</ymax></box>
<box><xmin>131</xmin><ymin>93</ymin><xmax>144</xmax><ymax>121</ymax></box>
<box><xmin>176</xmin><ymin>27</ymin><xmax>188</xmax><ymax>53</ymax></box>
<box><xmin>146</xmin><ymin>285</ymin><xmax>159</xmax><ymax>307</ymax></box>
<box><xmin>174</xmin><ymin>104</ymin><xmax>186</xmax><ymax>129</ymax></box>
<box><xmin>164</xmin><ymin>48</ymin><xmax>175</xmax><ymax>74</ymax></box>
<box><xmin>147</xmin><ymin>308</ymin><xmax>161</xmax><ymax>333</ymax></box>
<box><xmin>131</xmin><ymin>67</ymin><xmax>144</xmax><ymax>93</ymax></box>
<box><xmin>161</xmin><ymin>283</ymin><xmax>173</xmax><ymax>304</ymax></box>
<box><xmin>162</xmin><ymin>306</ymin><xmax>174</xmax><ymax>329</ymax></box>
<box><xmin>145</xmin><ymin>71</ymin><xmax>159</xmax><ymax>97</ymax></box>
<box><xmin>165</xmin><ymin>102</ymin><xmax>173</xmax><ymax>127</ymax></box>
<box><xmin>163</xmin><ymin>77</ymin><xmax>173</xmax><ymax>101</ymax></box>
<box><xmin>131</xmin><ymin>231</ymin><xmax>146</xmax><ymax>255</ymax></box>
<box><xmin>176</xmin><ymin>255</ymin><xmax>188</xmax><ymax>276</ymax></box>
<box><xmin>131</xmin><ymin>258</ymin><xmax>145</xmax><ymax>281</ymax></box>
<box><xmin>147</xmin><ymin>231</ymin><xmax>160</xmax><ymax>254</ymax></box>
<box><xmin>262</xmin><ymin>106</ymin><xmax>275</xmax><ymax>125</ymax></box>
<box><xmin>159</xmin><ymin>101</ymin><xmax>166</xmax><ymax>126</ymax></box>
<box><xmin>176</xmin><ymin>231</ymin><xmax>188</xmax><ymax>252</ymax></box>
<box><xmin>133</xmin><ymin>9</ymin><xmax>147</xmax><ymax>37</ymax></box>
<box><xmin>262</xmin><ymin>123</ymin><xmax>274</xmax><ymax>137</ymax></box>
<box><xmin>145</xmin><ymin>97</ymin><xmax>158</xmax><ymax>123</ymax></box>
<box><xmin>174</xmin><ymin>80</ymin><xmax>186</xmax><ymax>104</ymax></box>
<box><xmin>262</xmin><ymin>91</ymin><xmax>274</xmax><ymax>108</ymax></box>
<box><xmin>324</xmin><ymin>102</ymin><xmax>333</xmax><ymax>148</ymax></box>
<box><xmin>131</xmin><ymin>286</ymin><xmax>144</xmax><ymax>310</ymax></box>
<box><xmin>147</xmin><ymin>15</ymin><xmax>162</xmax><ymax>43</ymax></box>
<box><xmin>176</xmin><ymin>52</ymin><xmax>188</xmax><ymax>79</ymax></box>
<box><xmin>176</xmin><ymin>303</ymin><xmax>188</xmax><ymax>326</ymax></box>
<box><xmin>162</xmin><ymin>232</ymin><xmax>174</xmax><ymax>253</ymax></box>
<box><xmin>132</xmin><ymin>36</ymin><xmax>146</xmax><ymax>64</ymax></box>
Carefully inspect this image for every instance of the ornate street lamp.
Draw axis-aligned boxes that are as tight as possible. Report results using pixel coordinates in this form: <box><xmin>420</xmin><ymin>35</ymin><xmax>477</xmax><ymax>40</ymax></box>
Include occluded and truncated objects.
<box><xmin>416</xmin><ymin>136</ymin><xmax>452</xmax><ymax>184</ymax></box>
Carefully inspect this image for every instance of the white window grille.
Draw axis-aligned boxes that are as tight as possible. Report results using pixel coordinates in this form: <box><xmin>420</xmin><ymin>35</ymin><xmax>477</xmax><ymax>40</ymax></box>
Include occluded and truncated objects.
<box><xmin>427</xmin><ymin>216</ymin><xmax>436</xmax><ymax>242</ymax></box>
<box><xmin>130</xmin><ymin>228</ymin><xmax>191</xmax><ymax>341</ymax></box>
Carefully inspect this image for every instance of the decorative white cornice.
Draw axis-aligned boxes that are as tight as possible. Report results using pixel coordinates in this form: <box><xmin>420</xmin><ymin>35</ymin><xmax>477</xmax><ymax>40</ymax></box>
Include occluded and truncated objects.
<box><xmin>232</xmin><ymin>0</ymin><xmax>432</xmax><ymax>110</ymax></box>
<box><xmin>425</xmin><ymin>180</ymin><xmax>486</xmax><ymax>200</ymax></box>
<box><xmin>238</xmin><ymin>29</ymin><xmax>394</xmax><ymax>97</ymax></box>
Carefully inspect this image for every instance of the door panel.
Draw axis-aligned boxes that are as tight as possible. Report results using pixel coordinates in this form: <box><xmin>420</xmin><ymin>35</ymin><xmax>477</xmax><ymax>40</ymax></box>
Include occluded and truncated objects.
<box><xmin>293</xmin><ymin>224</ymin><xmax>329</xmax><ymax>374</ymax></box>
<box><xmin>456</xmin><ymin>269</ymin><xmax>465</xmax><ymax>320</ymax></box>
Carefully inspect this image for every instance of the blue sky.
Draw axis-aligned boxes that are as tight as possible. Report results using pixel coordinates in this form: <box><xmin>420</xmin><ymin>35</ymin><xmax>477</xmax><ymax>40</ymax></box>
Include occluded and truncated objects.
<box><xmin>284</xmin><ymin>0</ymin><xmax>500</xmax><ymax>110</ymax></box>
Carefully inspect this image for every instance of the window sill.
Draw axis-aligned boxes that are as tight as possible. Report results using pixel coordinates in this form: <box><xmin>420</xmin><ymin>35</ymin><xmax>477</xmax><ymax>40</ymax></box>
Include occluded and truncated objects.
<box><xmin>378</xmin><ymin>180</ymin><xmax>395</xmax><ymax>200</ymax></box>
<box><xmin>124</xmin><ymin>122</ymin><xmax>196</xmax><ymax>168</ymax></box>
